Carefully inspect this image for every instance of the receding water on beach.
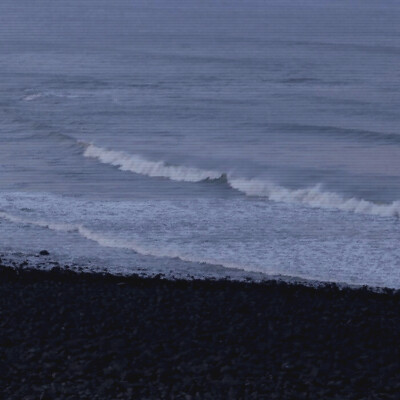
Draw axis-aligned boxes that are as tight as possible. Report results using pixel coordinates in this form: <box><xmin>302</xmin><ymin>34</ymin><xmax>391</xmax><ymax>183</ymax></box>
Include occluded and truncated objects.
<box><xmin>1</xmin><ymin>0</ymin><xmax>400</xmax><ymax>287</ymax></box>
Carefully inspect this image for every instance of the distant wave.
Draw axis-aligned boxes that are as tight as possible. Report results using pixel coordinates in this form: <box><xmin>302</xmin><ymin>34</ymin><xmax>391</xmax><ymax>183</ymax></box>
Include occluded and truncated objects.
<box><xmin>81</xmin><ymin>142</ymin><xmax>400</xmax><ymax>218</ymax></box>
<box><xmin>23</xmin><ymin>93</ymin><xmax>43</xmax><ymax>101</ymax></box>
<box><xmin>22</xmin><ymin>91</ymin><xmax>81</xmax><ymax>102</ymax></box>
<box><xmin>32</xmin><ymin>131</ymin><xmax>79</xmax><ymax>143</ymax></box>
<box><xmin>0</xmin><ymin>211</ymin><xmax>249</xmax><ymax>273</ymax></box>
<box><xmin>272</xmin><ymin>123</ymin><xmax>400</xmax><ymax>145</ymax></box>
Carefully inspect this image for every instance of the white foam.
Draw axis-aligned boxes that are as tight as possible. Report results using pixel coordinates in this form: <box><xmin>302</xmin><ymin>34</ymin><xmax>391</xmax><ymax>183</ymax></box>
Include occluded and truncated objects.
<box><xmin>83</xmin><ymin>143</ymin><xmax>223</xmax><ymax>182</ymax></box>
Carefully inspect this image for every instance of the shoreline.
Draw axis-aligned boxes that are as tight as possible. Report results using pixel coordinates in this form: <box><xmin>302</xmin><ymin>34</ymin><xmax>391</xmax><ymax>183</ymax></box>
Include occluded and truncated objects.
<box><xmin>1</xmin><ymin>263</ymin><xmax>400</xmax><ymax>399</ymax></box>
<box><xmin>1</xmin><ymin>251</ymin><xmax>396</xmax><ymax>293</ymax></box>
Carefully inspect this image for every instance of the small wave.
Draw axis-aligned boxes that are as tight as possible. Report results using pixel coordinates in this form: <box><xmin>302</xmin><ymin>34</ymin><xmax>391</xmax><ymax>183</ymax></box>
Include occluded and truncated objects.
<box><xmin>22</xmin><ymin>91</ymin><xmax>80</xmax><ymax>102</ymax></box>
<box><xmin>0</xmin><ymin>212</ymin><xmax>79</xmax><ymax>233</ymax></box>
<box><xmin>280</xmin><ymin>78</ymin><xmax>319</xmax><ymax>84</ymax></box>
<box><xmin>31</xmin><ymin>131</ymin><xmax>79</xmax><ymax>143</ymax></box>
<box><xmin>23</xmin><ymin>94</ymin><xmax>43</xmax><ymax>101</ymax></box>
<box><xmin>0</xmin><ymin>211</ymin><xmax>248</xmax><ymax>272</ymax></box>
<box><xmin>78</xmin><ymin>227</ymin><xmax>255</xmax><ymax>272</ymax></box>
<box><xmin>83</xmin><ymin>143</ymin><xmax>224</xmax><ymax>182</ymax></box>
<box><xmin>80</xmin><ymin>142</ymin><xmax>400</xmax><ymax>218</ymax></box>
<box><xmin>274</xmin><ymin>123</ymin><xmax>400</xmax><ymax>145</ymax></box>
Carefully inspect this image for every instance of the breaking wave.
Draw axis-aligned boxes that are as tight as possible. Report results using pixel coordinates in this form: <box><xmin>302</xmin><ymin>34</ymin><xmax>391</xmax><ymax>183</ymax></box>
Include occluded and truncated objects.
<box><xmin>80</xmin><ymin>142</ymin><xmax>400</xmax><ymax>218</ymax></box>
<box><xmin>83</xmin><ymin>143</ymin><xmax>223</xmax><ymax>182</ymax></box>
<box><xmin>229</xmin><ymin>179</ymin><xmax>400</xmax><ymax>218</ymax></box>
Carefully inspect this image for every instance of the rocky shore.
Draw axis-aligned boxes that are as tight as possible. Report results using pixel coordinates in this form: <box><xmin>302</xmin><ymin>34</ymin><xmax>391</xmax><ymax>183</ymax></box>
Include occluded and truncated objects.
<box><xmin>1</xmin><ymin>263</ymin><xmax>400</xmax><ymax>399</ymax></box>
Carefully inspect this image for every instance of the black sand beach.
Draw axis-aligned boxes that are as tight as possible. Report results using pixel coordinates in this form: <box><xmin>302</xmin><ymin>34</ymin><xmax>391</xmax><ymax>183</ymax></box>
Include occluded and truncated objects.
<box><xmin>1</xmin><ymin>263</ymin><xmax>400</xmax><ymax>399</ymax></box>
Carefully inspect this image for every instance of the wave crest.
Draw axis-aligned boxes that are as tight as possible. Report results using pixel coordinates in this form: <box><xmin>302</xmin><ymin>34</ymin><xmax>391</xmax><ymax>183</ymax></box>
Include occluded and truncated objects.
<box><xmin>83</xmin><ymin>143</ymin><xmax>224</xmax><ymax>182</ymax></box>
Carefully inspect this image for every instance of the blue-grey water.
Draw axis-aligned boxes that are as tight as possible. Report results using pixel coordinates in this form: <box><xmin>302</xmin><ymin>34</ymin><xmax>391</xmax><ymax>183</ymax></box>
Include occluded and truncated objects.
<box><xmin>1</xmin><ymin>0</ymin><xmax>400</xmax><ymax>287</ymax></box>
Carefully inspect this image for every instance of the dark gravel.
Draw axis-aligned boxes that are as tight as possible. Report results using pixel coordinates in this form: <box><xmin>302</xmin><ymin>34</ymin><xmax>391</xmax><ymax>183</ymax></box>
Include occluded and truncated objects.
<box><xmin>1</xmin><ymin>264</ymin><xmax>400</xmax><ymax>399</ymax></box>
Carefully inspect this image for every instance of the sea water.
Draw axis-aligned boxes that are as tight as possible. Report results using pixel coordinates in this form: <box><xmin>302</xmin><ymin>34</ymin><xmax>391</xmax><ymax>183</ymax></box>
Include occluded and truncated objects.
<box><xmin>1</xmin><ymin>0</ymin><xmax>400</xmax><ymax>287</ymax></box>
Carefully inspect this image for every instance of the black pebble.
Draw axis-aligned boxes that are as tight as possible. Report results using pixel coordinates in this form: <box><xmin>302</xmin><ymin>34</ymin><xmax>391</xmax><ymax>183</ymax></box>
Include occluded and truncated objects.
<box><xmin>0</xmin><ymin>265</ymin><xmax>399</xmax><ymax>399</ymax></box>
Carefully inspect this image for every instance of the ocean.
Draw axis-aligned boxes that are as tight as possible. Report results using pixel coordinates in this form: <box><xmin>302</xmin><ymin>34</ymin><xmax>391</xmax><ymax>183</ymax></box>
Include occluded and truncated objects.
<box><xmin>1</xmin><ymin>0</ymin><xmax>400</xmax><ymax>287</ymax></box>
